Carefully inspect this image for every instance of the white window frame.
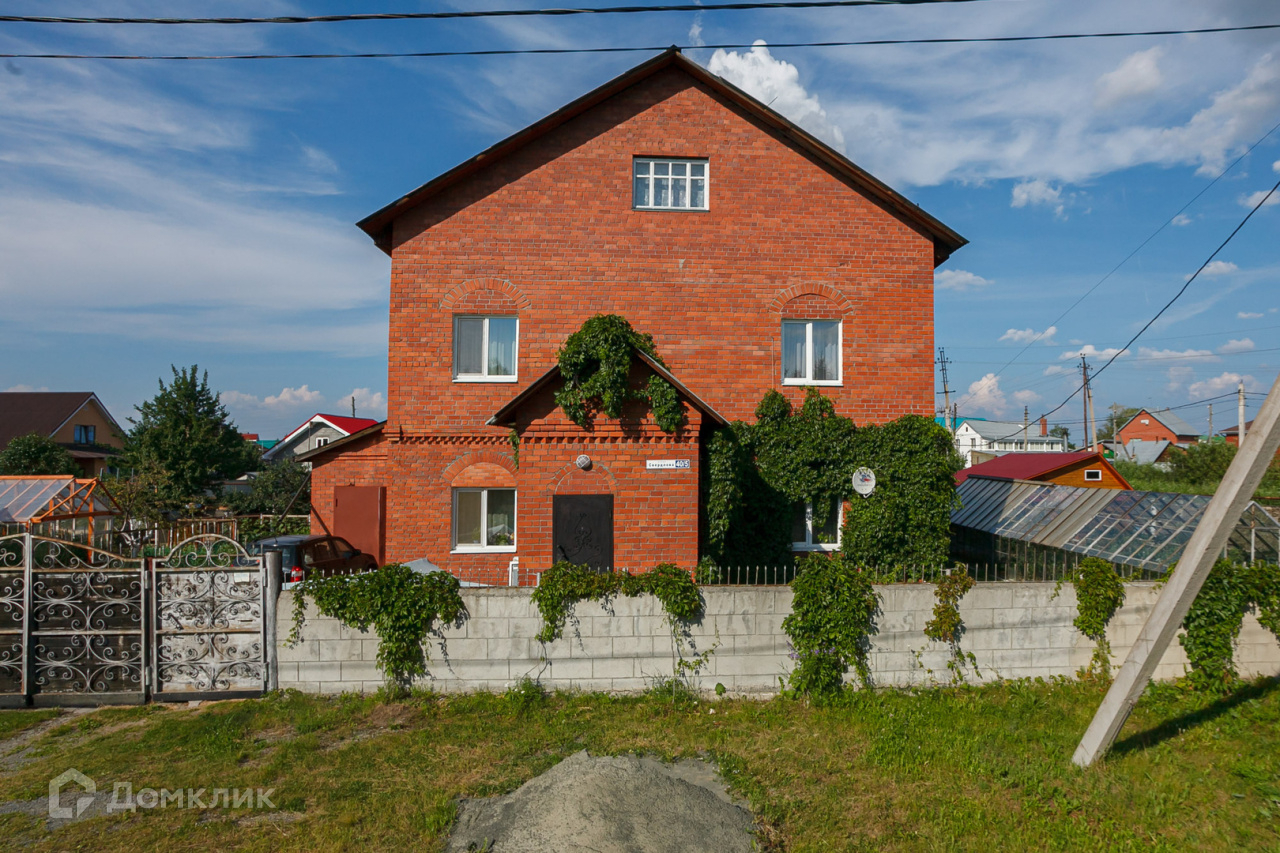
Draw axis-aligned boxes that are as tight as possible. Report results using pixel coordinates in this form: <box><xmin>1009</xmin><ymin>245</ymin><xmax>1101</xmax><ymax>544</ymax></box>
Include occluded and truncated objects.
<box><xmin>1084</xmin><ymin>469</ymin><xmax>1103</xmax><ymax>482</ymax></box>
<box><xmin>781</xmin><ymin>320</ymin><xmax>843</xmax><ymax>386</ymax></box>
<box><xmin>792</xmin><ymin>500</ymin><xmax>843</xmax><ymax>552</ymax></box>
<box><xmin>451</xmin><ymin>487</ymin><xmax>518</xmax><ymax>554</ymax></box>
<box><xmin>632</xmin><ymin>157</ymin><xmax>709</xmax><ymax>211</ymax></box>
<box><xmin>314</xmin><ymin>437</ymin><xmax>330</xmax><ymax>449</ymax></box>
<box><xmin>453</xmin><ymin>315</ymin><xmax>520</xmax><ymax>383</ymax></box>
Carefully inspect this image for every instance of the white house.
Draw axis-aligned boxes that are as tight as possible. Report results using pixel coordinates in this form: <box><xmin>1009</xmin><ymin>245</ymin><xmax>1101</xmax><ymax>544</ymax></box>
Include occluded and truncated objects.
<box><xmin>954</xmin><ymin>418</ymin><xmax>1067</xmax><ymax>467</ymax></box>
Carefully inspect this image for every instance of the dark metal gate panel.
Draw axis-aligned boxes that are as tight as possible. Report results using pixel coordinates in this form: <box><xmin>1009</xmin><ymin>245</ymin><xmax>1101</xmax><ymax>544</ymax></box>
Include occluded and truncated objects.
<box><xmin>0</xmin><ymin>534</ymin><xmax>26</xmax><ymax>706</ymax></box>
<box><xmin>27</xmin><ymin>537</ymin><xmax>146</xmax><ymax>706</ymax></box>
<box><xmin>151</xmin><ymin>535</ymin><xmax>266</xmax><ymax>701</ymax></box>
<box><xmin>552</xmin><ymin>495</ymin><xmax>614</xmax><ymax>570</ymax></box>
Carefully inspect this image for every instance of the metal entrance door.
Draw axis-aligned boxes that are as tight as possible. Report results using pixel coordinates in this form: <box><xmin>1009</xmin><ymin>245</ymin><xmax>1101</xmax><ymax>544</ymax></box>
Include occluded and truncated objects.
<box><xmin>552</xmin><ymin>495</ymin><xmax>614</xmax><ymax>570</ymax></box>
<box><xmin>151</xmin><ymin>535</ymin><xmax>267</xmax><ymax>701</ymax></box>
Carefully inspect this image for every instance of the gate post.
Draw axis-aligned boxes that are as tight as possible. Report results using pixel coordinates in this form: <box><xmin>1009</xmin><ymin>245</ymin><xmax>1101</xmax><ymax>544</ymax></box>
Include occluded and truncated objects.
<box><xmin>21</xmin><ymin>530</ymin><xmax>32</xmax><ymax>701</ymax></box>
<box><xmin>264</xmin><ymin>550</ymin><xmax>281</xmax><ymax>692</ymax></box>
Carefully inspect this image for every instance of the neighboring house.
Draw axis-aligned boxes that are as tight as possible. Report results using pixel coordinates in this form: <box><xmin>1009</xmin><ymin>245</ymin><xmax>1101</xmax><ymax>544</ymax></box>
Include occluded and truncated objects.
<box><xmin>0</xmin><ymin>392</ymin><xmax>125</xmax><ymax>477</ymax></box>
<box><xmin>1114</xmin><ymin>408</ymin><xmax>1199</xmax><ymax>447</ymax></box>
<box><xmin>954</xmin><ymin>417</ymin><xmax>1065</xmax><ymax>467</ymax></box>
<box><xmin>954</xmin><ymin>451</ymin><xmax>1131</xmax><ymax>490</ymax></box>
<box><xmin>1117</xmin><ymin>438</ymin><xmax>1176</xmax><ymax>466</ymax></box>
<box><xmin>303</xmin><ymin>49</ymin><xmax>966</xmax><ymax>582</ymax></box>
<box><xmin>1220</xmin><ymin>420</ymin><xmax>1280</xmax><ymax>459</ymax></box>
<box><xmin>261</xmin><ymin>414</ymin><xmax>380</xmax><ymax>464</ymax></box>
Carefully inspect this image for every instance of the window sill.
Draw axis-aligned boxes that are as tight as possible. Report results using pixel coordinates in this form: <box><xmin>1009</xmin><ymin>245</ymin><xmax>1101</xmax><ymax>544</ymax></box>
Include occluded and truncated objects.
<box><xmin>453</xmin><ymin>375</ymin><xmax>519</xmax><ymax>383</ymax></box>
<box><xmin>792</xmin><ymin>543</ymin><xmax>841</xmax><ymax>552</ymax></box>
<box><xmin>451</xmin><ymin>546</ymin><xmax>517</xmax><ymax>555</ymax></box>
<box><xmin>782</xmin><ymin>379</ymin><xmax>843</xmax><ymax>387</ymax></box>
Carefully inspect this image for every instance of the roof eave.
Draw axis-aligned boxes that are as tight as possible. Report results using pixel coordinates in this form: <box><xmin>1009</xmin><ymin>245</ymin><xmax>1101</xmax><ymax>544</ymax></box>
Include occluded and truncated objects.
<box><xmin>294</xmin><ymin>421</ymin><xmax>386</xmax><ymax>462</ymax></box>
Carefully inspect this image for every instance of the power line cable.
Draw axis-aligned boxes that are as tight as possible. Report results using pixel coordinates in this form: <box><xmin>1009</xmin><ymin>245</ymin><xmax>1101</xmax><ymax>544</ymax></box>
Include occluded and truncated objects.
<box><xmin>0</xmin><ymin>1</ymin><xmax>1002</xmax><ymax>26</ymax></box>
<box><xmin>985</xmin><ymin>177</ymin><xmax>1280</xmax><ymax>443</ymax></box>
<box><xmin>952</xmin><ymin>112</ymin><xmax>1280</xmax><ymax>410</ymax></box>
<box><xmin>4</xmin><ymin>23</ymin><xmax>1280</xmax><ymax>59</ymax></box>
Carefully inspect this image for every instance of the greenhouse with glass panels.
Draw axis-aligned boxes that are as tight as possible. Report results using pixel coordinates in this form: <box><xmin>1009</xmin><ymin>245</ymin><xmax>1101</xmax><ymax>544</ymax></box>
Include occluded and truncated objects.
<box><xmin>950</xmin><ymin>476</ymin><xmax>1280</xmax><ymax>578</ymax></box>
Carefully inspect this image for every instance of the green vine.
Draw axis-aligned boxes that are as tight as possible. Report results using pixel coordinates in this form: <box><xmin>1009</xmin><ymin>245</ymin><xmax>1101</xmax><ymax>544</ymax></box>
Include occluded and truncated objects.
<box><xmin>287</xmin><ymin>564</ymin><xmax>466</xmax><ymax>689</ymax></box>
<box><xmin>924</xmin><ymin>568</ymin><xmax>978</xmax><ymax>682</ymax></box>
<box><xmin>1179</xmin><ymin>559</ymin><xmax>1280</xmax><ymax>691</ymax></box>
<box><xmin>508</xmin><ymin>428</ymin><xmax>520</xmax><ymax>469</ymax></box>
<box><xmin>1054</xmin><ymin>557</ymin><xmax>1125</xmax><ymax>679</ymax></box>
<box><xmin>531</xmin><ymin>561</ymin><xmax>701</xmax><ymax>644</ymax></box>
<box><xmin>782</xmin><ymin>553</ymin><xmax>880</xmax><ymax>695</ymax></box>
<box><xmin>553</xmin><ymin>314</ymin><xmax>684</xmax><ymax>433</ymax></box>
<box><xmin>704</xmin><ymin>389</ymin><xmax>962</xmax><ymax>568</ymax></box>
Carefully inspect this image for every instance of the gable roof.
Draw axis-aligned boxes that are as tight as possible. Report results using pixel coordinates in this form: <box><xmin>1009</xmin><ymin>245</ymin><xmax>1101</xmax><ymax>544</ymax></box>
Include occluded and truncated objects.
<box><xmin>357</xmin><ymin>48</ymin><xmax>966</xmax><ymax>265</ymax></box>
<box><xmin>1122</xmin><ymin>438</ymin><xmax>1173</xmax><ymax>465</ymax></box>
<box><xmin>1119</xmin><ymin>408</ymin><xmax>1199</xmax><ymax>439</ymax></box>
<box><xmin>295</xmin><ymin>420</ymin><xmax>386</xmax><ymax>463</ymax></box>
<box><xmin>488</xmin><ymin>350</ymin><xmax>728</xmax><ymax>429</ymax></box>
<box><xmin>0</xmin><ymin>392</ymin><xmax>121</xmax><ymax>448</ymax></box>
<box><xmin>275</xmin><ymin>413</ymin><xmax>382</xmax><ymax>447</ymax></box>
<box><xmin>0</xmin><ymin>476</ymin><xmax>121</xmax><ymax>524</ymax></box>
<box><xmin>958</xmin><ymin>419</ymin><xmax>1063</xmax><ymax>443</ymax></box>
<box><xmin>954</xmin><ymin>451</ymin><xmax>1129</xmax><ymax>487</ymax></box>
<box><xmin>1219</xmin><ymin>419</ymin><xmax>1255</xmax><ymax>437</ymax></box>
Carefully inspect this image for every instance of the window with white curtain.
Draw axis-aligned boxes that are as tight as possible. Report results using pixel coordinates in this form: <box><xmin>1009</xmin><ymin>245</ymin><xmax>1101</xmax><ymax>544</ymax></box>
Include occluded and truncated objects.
<box><xmin>791</xmin><ymin>500</ymin><xmax>842</xmax><ymax>551</ymax></box>
<box><xmin>453</xmin><ymin>316</ymin><xmax>518</xmax><ymax>381</ymax></box>
<box><xmin>633</xmin><ymin>158</ymin><xmax>708</xmax><ymax>210</ymax></box>
<box><xmin>453</xmin><ymin>488</ymin><xmax>517</xmax><ymax>552</ymax></box>
<box><xmin>781</xmin><ymin>320</ymin><xmax>841</xmax><ymax>385</ymax></box>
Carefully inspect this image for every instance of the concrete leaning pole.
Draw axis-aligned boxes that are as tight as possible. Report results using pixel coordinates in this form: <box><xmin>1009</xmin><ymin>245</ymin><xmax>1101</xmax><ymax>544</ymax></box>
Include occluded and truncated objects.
<box><xmin>1073</xmin><ymin>369</ymin><xmax>1280</xmax><ymax>767</ymax></box>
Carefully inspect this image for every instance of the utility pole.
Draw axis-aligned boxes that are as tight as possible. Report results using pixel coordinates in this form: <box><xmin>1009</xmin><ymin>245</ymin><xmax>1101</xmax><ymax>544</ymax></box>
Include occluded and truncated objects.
<box><xmin>1080</xmin><ymin>355</ymin><xmax>1097</xmax><ymax>451</ymax></box>
<box><xmin>352</xmin><ymin>395</ymin><xmax>357</xmax><ymax>418</ymax></box>
<box><xmin>937</xmin><ymin>348</ymin><xmax>953</xmax><ymax>432</ymax></box>
<box><xmin>1208</xmin><ymin>402</ymin><xmax>1214</xmax><ymax>439</ymax></box>
<box><xmin>1239</xmin><ymin>382</ymin><xmax>1247</xmax><ymax>450</ymax></box>
<box><xmin>1022</xmin><ymin>406</ymin><xmax>1029</xmax><ymax>452</ymax></box>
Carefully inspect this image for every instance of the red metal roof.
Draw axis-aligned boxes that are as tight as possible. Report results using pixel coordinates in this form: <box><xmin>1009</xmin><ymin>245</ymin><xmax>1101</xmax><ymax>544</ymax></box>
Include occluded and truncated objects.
<box><xmin>314</xmin><ymin>414</ymin><xmax>381</xmax><ymax>435</ymax></box>
<box><xmin>954</xmin><ymin>451</ymin><xmax>1108</xmax><ymax>486</ymax></box>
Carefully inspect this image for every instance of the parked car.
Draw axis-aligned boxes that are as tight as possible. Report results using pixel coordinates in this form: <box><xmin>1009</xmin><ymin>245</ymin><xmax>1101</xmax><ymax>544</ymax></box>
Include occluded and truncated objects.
<box><xmin>247</xmin><ymin>534</ymin><xmax>377</xmax><ymax>583</ymax></box>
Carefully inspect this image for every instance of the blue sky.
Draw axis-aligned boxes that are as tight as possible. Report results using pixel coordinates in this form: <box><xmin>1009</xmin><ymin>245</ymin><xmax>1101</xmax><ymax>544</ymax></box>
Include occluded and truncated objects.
<box><xmin>1</xmin><ymin>0</ymin><xmax>1278</xmax><ymax>444</ymax></box>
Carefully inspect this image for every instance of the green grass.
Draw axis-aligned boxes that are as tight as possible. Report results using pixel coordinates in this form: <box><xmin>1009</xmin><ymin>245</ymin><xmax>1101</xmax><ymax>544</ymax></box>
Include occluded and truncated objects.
<box><xmin>0</xmin><ymin>709</ymin><xmax>60</xmax><ymax>743</ymax></box>
<box><xmin>0</xmin><ymin>679</ymin><xmax>1277</xmax><ymax>851</ymax></box>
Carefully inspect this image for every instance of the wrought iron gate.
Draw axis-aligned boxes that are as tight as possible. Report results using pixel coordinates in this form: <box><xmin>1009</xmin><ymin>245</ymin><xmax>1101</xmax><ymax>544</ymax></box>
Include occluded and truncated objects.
<box><xmin>151</xmin><ymin>535</ymin><xmax>267</xmax><ymax>701</ymax></box>
<box><xmin>0</xmin><ymin>533</ymin><xmax>269</xmax><ymax>706</ymax></box>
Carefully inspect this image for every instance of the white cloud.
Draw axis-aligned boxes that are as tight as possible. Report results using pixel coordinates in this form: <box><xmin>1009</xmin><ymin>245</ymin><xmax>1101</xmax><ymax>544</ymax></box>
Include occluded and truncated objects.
<box><xmin>1000</xmin><ymin>325</ymin><xmax>1057</xmax><ymax>345</ymax></box>
<box><xmin>1012</xmin><ymin>389</ymin><xmax>1041</xmax><ymax>405</ymax></box>
<box><xmin>1188</xmin><ymin>371</ymin><xmax>1260</xmax><ymax>400</ymax></box>
<box><xmin>1059</xmin><ymin>344</ymin><xmax>1129</xmax><ymax>361</ymax></box>
<box><xmin>1094</xmin><ymin>47</ymin><xmax>1164</xmax><ymax>111</ymax></box>
<box><xmin>3</xmin><ymin>383</ymin><xmax>49</xmax><ymax>392</ymax></box>
<box><xmin>687</xmin><ymin>12</ymin><xmax>705</xmax><ymax>47</ymax></box>
<box><xmin>264</xmin><ymin>385</ymin><xmax>323</xmax><ymax>408</ymax></box>
<box><xmin>1137</xmin><ymin>347</ymin><xmax>1217</xmax><ymax>363</ymax></box>
<box><xmin>1239</xmin><ymin>311</ymin><xmax>1264</xmax><ymax>319</ymax></box>
<box><xmin>1218</xmin><ymin>338</ymin><xmax>1256</xmax><ymax>354</ymax></box>
<box><xmin>1043</xmin><ymin>365</ymin><xmax>1073</xmax><ymax>377</ymax></box>
<box><xmin>708</xmin><ymin>41</ymin><xmax>847</xmax><ymax>153</ymax></box>
<box><xmin>1011</xmin><ymin>179</ymin><xmax>1064</xmax><ymax>216</ymax></box>
<box><xmin>965</xmin><ymin>373</ymin><xmax>1007</xmax><ymax>418</ymax></box>
<box><xmin>935</xmin><ymin>269</ymin><xmax>991</xmax><ymax>291</ymax></box>
<box><xmin>1165</xmin><ymin>365</ymin><xmax>1194</xmax><ymax>393</ymax></box>
<box><xmin>1240</xmin><ymin>189</ymin><xmax>1280</xmax><ymax>209</ymax></box>
<box><xmin>342</xmin><ymin>388</ymin><xmax>387</xmax><ymax>420</ymax></box>
<box><xmin>1171</xmin><ymin>213</ymin><xmax>1193</xmax><ymax>226</ymax></box>
<box><xmin>1199</xmin><ymin>260</ymin><xmax>1239</xmax><ymax>277</ymax></box>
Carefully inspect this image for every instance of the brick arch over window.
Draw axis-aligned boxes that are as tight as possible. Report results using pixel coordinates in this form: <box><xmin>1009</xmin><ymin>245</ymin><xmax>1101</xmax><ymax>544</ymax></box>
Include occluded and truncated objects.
<box><xmin>440</xmin><ymin>277</ymin><xmax>532</xmax><ymax>312</ymax></box>
<box><xmin>550</xmin><ymin>459</ymin><xmax>618</xmax><ymax>495</ymax></box>
<box><xmin>444</xmin><ymin>452</ymin><xmax>517</xmax><ymax>487</ymax></box>
<box><xmin>768</xmin><ymin>284</ymin><xmax>853</xmax><ymax>317</ymax></box>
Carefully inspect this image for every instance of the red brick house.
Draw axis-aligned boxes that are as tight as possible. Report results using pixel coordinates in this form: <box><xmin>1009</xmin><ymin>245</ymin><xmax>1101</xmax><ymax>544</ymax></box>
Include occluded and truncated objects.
<box><xmin>304</xmin><ymin>49</ymin><xmax>965</xmax><ymax>583</ymax></box>
<box><xmin>1114</xmin><ymin>408</ymin><xmax>1200</xmax><ymax>447</ymax></box>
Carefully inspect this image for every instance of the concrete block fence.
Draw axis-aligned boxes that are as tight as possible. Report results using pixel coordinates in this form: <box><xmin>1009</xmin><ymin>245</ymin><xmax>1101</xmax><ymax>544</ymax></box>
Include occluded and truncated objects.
<box><xmin>276</xmin><ymin>583</ymin><xmax>1280</xmax><ymax>695</ymax></box>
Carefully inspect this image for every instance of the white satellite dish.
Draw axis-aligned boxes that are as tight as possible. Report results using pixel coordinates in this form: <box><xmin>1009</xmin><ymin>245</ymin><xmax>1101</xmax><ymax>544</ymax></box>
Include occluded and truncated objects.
<box><xmin>852</xmin><ymin>467</ymin><xmax>876</xmax><ymax>497</ymax></box>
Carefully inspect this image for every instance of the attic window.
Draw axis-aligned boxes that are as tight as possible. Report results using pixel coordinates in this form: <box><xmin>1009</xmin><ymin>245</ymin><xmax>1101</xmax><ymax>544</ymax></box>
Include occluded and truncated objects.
<box><xmin>633</xmin><ymin>158</ymin><xmax>708</xmax><ymax>210</ymax></box>
<box><xmin>1084</xmin><ymin>469</ymin><xmax>1102</xmax><ymax>482</ymax></box>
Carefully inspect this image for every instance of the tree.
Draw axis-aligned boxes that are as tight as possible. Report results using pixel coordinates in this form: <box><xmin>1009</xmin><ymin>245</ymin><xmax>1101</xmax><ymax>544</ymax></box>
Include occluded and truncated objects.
<box><xmin>1049</xmin><ymin>424</ymin><xmax>1075</xmax><ymax>450</ymax></box>
<box><xmin>124</xmin><ymin>365</ymin><xmax>257</xmax><ymax>506</ymax></box>
<box><xmin>1098</xmin><ymin>404</ymin><xmax>1141</xmax><ymax>442</ymax></box>
<box><xmin>223</xmin><ymin>459</ymin><xmax>311</xmax><ymax>516</ymax></box>
<box><xmin>0</xmin><ymin>433</ymin><xmax>80</xmax><ymax>476</ymax></box>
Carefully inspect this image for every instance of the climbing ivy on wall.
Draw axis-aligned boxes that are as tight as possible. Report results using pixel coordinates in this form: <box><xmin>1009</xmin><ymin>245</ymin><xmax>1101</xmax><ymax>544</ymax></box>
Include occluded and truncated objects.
<box><xmin>782</xmin><ymin>552</ymin><xmax>880</xmax><ymax>695</ymax></box>
<box><xmin>1055</xmin><ymin>557</ymin><xmax>1125</xmax><ymax>679</ymax></box>
<box><xmin>530</xmin><ymin>561</ymin><xmax>702</xmax><ymax>644</ymax></box>
<box><xmin>554</xmin><ymin>314</ymin><xmax>684</xmax><ymax>433</ymax></box>
<box><xmin>924</xmin><ymin>568</ymin><xmax>978</xmax><ymax>682</ymax></box>
<box><xmin>1180</xmin><ymin>559</ymin><xmax>1280</xmax><ymax>691</ymax></box>
<box><xmin>705</xmin><ymin>389</ymin><xmax>962</xmax><ymax>569</ymax></box>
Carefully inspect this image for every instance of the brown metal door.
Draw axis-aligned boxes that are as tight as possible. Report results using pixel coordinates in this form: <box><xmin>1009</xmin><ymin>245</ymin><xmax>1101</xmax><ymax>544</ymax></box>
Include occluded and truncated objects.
<box><xmin>552</xmin><ymin>495</ymin><xmax>614</xmax><ymax>570</ymax></box>
<box><xmin>333</xmin><ymin>486</ymin><xmax>385</xmax><ymax>566</ymax></box>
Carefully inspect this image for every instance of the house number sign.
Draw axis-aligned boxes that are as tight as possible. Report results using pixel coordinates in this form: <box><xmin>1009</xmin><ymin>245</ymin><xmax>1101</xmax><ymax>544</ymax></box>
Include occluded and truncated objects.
<box><xmin>646</xmin><ymin>459</ymin><xmax>691</xmax><ymax>470</ymax></box>
<box><xmin>853</xmin><ymin>467</ymin><xmax>876</xmax><ymax>496</ymax></box>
